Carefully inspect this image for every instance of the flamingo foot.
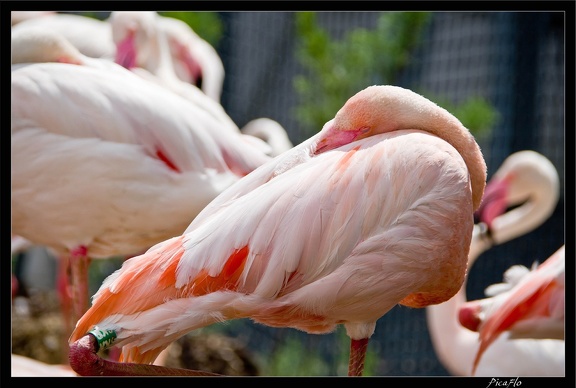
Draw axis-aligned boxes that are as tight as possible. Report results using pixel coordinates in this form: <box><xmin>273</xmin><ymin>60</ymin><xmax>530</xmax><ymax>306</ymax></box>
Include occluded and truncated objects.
<box><xmin>348</xmin><ymin>338</ymin><xmax>369</xmax><ymax>376</ymax></box>
<box><xmin>69</xmin><ymin>331</ymin><xmax>223</xmax><ymax>376</ymax></box>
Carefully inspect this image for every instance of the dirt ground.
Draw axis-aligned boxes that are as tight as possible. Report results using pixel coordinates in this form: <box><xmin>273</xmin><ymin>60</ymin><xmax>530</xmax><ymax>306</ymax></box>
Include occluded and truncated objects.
<box><xmin>11</xmin><ymin>289</ymin><xmax>260</xmax><ymax>376</ymax></box>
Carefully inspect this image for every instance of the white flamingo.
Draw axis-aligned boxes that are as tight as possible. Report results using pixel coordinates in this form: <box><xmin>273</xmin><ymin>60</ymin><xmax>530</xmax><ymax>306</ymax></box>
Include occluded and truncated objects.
<box><xmin>11</xmin><ymin>47</ymin><xmax>272</xmax><ymax>328</ymax></box>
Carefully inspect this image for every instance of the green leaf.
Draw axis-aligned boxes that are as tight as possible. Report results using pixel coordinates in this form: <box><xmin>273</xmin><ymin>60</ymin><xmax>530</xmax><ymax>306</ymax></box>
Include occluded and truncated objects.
<box><xmin>158</xmin><ymin>12</ymin><xmax>224</xmax><ymax>48</ymax></box>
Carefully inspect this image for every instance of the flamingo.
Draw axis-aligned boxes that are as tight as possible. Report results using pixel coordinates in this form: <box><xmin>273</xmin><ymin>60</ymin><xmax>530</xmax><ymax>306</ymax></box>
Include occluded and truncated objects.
<box><xmin>110</xmin><ymin>11</ymin><xmax>224</xmax><ymax>102</ymax></box>
<box><xmin>158</xmin><ymin>13</ymin><xmax>225</xmax><ymax>102</ymax></box>
<box><xmin>68</xmin><ymin>84</ymin><xmax>487</xmax><ymax>376</ymax></box>
<box><xmin>458</xmin><ymin>245</ymin><xmax>565</xmax><ymax>375</ymax></box>
<box><xmin>11</xmin><ymin>53</ymin><xmax>272</xmax><ymax>331</ymax></box>
<box><xmin>426</xmin><ymin>150</ymin><xmax>563</xmax><ymax>376</ymax></box>
<box><xmin>11</xmin><ymin>12</ymin><xmax>116</xmax><ymax>59</ymax></box>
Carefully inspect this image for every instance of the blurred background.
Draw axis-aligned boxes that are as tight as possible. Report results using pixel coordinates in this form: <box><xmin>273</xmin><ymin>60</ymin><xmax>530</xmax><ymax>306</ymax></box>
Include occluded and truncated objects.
<box><xmin>11</xmin><ymin>10</ymin><xmax>565</xmax><ymax>376</ymax></box>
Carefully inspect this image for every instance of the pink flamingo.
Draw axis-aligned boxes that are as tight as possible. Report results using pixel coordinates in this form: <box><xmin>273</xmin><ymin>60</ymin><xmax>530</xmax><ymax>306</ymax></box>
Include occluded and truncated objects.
<box><xmin>68</xmin><ymin>84</ymin><xmax>487</xmax><ymax>376</ymax></box>
<box><xmin>426</xmin><ymin>150</ymin><xmax>563</xmax><ymax>376</ymax></box>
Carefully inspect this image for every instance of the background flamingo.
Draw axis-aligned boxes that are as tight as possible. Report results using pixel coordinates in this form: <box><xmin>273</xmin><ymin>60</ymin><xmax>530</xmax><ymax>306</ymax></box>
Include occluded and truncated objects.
<box><xmin>459</xmin><ymin>245</ymin><xmax>565</xmax><ymax>375</ymax></box>
<box><xmin>426</xmin><ymin>150</ymin><xmax>563</xmax><ymax>376</ymax></box>
<box><xmin>11</xmin><ymin>12</ymin><xmax>116</xmax><ymax>59</ymax></box>
<box><xmin>11</xmin><ymin>54</ymin><xmax>272</xmax><ymax>334</ymax></box>
<box><xmin>110</xmin><ymin>11</ymin><xmax>224</xmax><ymax>102</ymax></box>
<box><xmin>68</xmin><ymin>85</ymin><xmax>486</xmax><ymax>377</ymax></box>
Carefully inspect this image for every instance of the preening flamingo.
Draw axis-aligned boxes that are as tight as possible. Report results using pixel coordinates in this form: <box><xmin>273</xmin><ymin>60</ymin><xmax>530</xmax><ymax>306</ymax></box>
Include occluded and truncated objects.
<box><xmin>426</xmin><ymin>150</ymin><xmax>563</xmax><ymax>376</ymax></box>
<box><xmin>110</xmin><ymin>11</ymin><xmax>224</xmax><ymax>102</ymax></box>
<box><xmin>68</xmin><ymin>84</ymin><xmax>486</xmax><ymax>377</ymax></box>
<box><xmin>11</xmin><ymin>57</ymin><xmax>272</xmax><ymax>329</ymax></box>
<box><xmin>158</xmin><ymin>13</ymin><xmax>225</xmax><ymax>102</ymax></box>
<box><xmin>459</xmin><ymin>245</ymin><xmax>565</xmax><ymax>375</ymax></box>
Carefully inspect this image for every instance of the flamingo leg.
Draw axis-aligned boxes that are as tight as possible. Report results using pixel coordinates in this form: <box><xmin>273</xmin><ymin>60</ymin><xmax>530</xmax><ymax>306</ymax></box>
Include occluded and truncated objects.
<box><xmin>56</xmin><ymin>254</ymin><xmax>72</xmax><ymax>328</ymax></box>
<box><xmin>55</xmin><ymin>254</ymin><xmax>74</xmax><ymax>363</ymax></box>
<box><xmin>348</xmin><ymin>338</ymin><xmax>369</xmax><ymax>376</ymax></box>
<box><xmin>69</xmin><ymin>246</ymin><xmax>91</xmax><ymax>323</ymax></box>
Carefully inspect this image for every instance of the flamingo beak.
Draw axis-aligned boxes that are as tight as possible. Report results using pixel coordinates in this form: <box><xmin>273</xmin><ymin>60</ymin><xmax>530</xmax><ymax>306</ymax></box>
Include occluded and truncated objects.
<box><xmin>473</xmin><ymin>176</ymin><xmax>509</xmax><ymax>230</ymax></box>
<box><xmin>315</xmin><ymin>123</ymin><xmax>370</xmax><ymax>155</ymax></box>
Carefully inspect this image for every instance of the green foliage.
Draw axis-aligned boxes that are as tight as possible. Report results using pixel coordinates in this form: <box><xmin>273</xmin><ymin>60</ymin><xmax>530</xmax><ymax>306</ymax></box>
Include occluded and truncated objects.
<box><xmin>433</xmin><ymin>95</ymin><xmax>500</xmax><ymax>139</ymax></box>
<box><xmin>294</xmin><ymin>12</ymin><xmax>431</xmax><ymax>138</ymax></box>
<box><xmin>293</xmin><ymin>12</ymin><xmax>498</xmax><ymax>139</ymax></box>
<box><xmin>158</xmin><ymin>12</ymin><xmax>224</xmax><ymax>48</ymax></box>
<box><xmin>262</xmin><ymin>335</ymin><xmax>331</xmax><ymax>376</ymax></box>
<box><xmin>256</xmin><ymin>327</ymin><xmax>378</xmax><ymax>376</ymax></box>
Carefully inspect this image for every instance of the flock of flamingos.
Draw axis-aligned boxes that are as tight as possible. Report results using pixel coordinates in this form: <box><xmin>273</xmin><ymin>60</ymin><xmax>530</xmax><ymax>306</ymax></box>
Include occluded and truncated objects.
<box><xmin>11</xmin><ymin>11</ymin><xmax>564</xmax><ymax>377</ymax></box>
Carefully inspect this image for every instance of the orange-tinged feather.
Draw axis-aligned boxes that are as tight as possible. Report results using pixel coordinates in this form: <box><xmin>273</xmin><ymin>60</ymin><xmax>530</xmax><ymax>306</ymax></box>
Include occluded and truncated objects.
<box><xmin>188</xmin><ymin>245</ymin><xmax>249</xmax><ymax>296</ymax></box>
<box><xmin>158</xmin><ymin>249</ymin><xmax>183</xmax><ymax>288</ymax></box>
<box><xmin>336</xmin><ymin>146</ymin><xmax>360</xmax><ymax>173</ymax></box>
<box><xmin>70</xmin><ymin>238</ymin><xmax>186</xmax><ymax>342</ymax></box>
<box><xmin>70</xmin><ymin>241</ymin><xmax>251</xmax><ymax>344</ymax></box>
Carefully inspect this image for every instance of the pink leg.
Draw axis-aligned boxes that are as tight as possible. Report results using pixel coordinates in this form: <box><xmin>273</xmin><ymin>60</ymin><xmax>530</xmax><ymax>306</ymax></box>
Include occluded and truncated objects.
<box><xmin>69</xmin><ymin>245</ymin><xmax>91</xmax><ymax>323</ymax></box>
<box><xmin>55</xmin><ymin>254</ymin><xmax>74</xmax><ymax>363</ymax></box>
<box><xmin>348</xmin><ymin>338</ymin><xmax>369</xmax><ymax>377</ymax></box>
<box><xmin>11</xmin><ymin>273</ymin><xmax>19</xmax><ymax>300</ymax></box>
<box><xmin>56</xmin><ymin>255</ymin><xmax>72</xmax><ymax>329</ymax></box>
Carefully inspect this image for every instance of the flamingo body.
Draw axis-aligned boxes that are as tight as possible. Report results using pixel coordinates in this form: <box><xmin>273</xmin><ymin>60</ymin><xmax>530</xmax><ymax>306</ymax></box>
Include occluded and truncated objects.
<box><xmin>12</xmin><ymin>62</ymin><xmax>269</xmax><ymax>258</ymax></box>
<box><xmin>11</xmin><ymin>54</ymin><xmax>272</xmax><ymax>325</ymax></box>
<box><xmin>69</xmin><ymin>85</ymin><xmax>486</xmax><ymax>376</ymax></box>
